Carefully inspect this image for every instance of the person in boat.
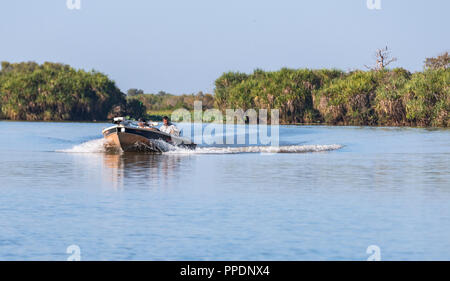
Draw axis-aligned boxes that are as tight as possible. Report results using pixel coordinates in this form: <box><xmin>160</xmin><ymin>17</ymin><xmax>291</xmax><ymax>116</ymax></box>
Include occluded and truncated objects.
<box><xmin>137</xmin><ymin>118</ymin><xmax>148</xmax><ymax>128</ymax></box>
<box><xmin>160</xmin><ymin>116</ymin><xmax>180</xmax><ymax>136</ymax></box>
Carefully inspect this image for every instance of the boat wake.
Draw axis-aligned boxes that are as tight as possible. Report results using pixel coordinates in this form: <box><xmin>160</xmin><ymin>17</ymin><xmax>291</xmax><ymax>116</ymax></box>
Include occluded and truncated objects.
<box><xmin>165</xmin><ymin>144</ymin><xmax>342</xmax><ymax>154</ymax></box>
<box><xmin>58</xmin><ymin>138</ymin><xmax>343</xmax><ymax>154</ymax></box>
<box><xmin>58</xmin><ymin>138</ymin><xmax>108</xmax><ymax>153</ymax></box>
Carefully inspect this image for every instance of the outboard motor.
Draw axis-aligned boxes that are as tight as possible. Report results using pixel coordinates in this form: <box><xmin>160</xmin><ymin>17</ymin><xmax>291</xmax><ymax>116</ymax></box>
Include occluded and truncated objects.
<box><xmin>113</xmin><ymin>117</ymin><xmax>124</xmax><ymax>124</ymax></box>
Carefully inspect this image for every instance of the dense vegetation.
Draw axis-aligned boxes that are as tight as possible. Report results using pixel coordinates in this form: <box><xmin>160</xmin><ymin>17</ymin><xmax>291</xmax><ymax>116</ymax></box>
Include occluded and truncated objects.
<box><xmin>313</xmin><ymin>68</ymin><xmax>449</xmax><ymax>127</ymax></box>
<box><xmin>214</xmin><ymin>69</ymin><xmax>344</xmax><ymax>123</ymax></box>
<box><xmin>0</xmin><ymin>62</ymin><xmax>214</xmax><ymax>121</ymax></box>
<box><xmin>0</xmin><ymin>52</ymin><xmax>448</xmax><ymax>127</ymax></box>
<box><xmin>0</xmin><ymin>62</ymin><xmax>127</xmax><ymax>121</ymax></box>
<box><xmin>215</xmin><ymin>66</ymin><xmax>449</xmax><ymax>127</ymax></box>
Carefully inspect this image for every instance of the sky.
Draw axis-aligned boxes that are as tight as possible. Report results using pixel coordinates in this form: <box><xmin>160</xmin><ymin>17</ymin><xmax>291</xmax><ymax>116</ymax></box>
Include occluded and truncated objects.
<box><xmin>0</xmin><ymin>0</ymin><xmax>449</xmax><ymax>94</ymax></box>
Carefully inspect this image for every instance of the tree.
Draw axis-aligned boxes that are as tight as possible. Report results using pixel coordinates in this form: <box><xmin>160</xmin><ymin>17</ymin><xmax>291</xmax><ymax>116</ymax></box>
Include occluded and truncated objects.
<box><xmin>125</xmin><ymin>99</ymin><xmax>146</xmax><ymax>119</ymax></box>
<box><xmin>127</xmin><ymin>88</ymin><xmax>144</xmax><ymax>96</ymax></box>
<box><xmin>365</xmin><ymin>46</ymin><xmax>397</xmax><ymax>71</ymax></box>
<box><xmin>1</xmin><ymin>61</ymin><xmax>11</xmax><ymax>72</ymax></box>
<box><xmin>0</xmin><ymin>61</ymin><xmax>126</xmax><ymax>121</ymax></box>
<box><xmin>424</xmin><ymin>52</ymin><xmax>450</xmax><ymax>70</ymax></box>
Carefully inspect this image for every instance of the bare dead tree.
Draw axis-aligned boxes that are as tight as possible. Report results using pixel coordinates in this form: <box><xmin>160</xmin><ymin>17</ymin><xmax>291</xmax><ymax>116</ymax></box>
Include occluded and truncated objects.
<box><xmin>365</xmin><ymin>46</ymin><xmax>397</xmax><ymax>71</ymax></box>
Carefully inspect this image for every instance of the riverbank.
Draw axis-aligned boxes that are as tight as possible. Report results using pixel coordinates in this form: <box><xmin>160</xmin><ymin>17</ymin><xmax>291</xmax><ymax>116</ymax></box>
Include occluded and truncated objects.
<box><xmin>214</xmin><ymin>68</ymin><xmax>449</xmax><ymax>128</ymax></box>
<box><xmin>2</xmin><ymin>118</ymin><xmax>449</xmax><ymax>131</ymax></box>
<box><xmin>1</xmin><ymin>61</ymin><xmax>448</xmax><ymax>127</ymax></box>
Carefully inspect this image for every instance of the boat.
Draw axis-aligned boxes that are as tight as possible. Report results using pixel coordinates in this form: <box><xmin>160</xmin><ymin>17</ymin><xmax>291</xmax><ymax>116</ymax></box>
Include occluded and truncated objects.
<box><xmin>102</xmin><ymin>117</ymin><xmax>196</xmax><ymax>153</ymax></box>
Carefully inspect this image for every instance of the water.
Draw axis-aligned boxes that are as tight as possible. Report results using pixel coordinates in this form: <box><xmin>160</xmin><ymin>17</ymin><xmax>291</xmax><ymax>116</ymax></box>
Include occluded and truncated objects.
<box><xmin>0</xmin><ymin>121</ymin><xmax>449</xmax><ymax>261</ymax></box>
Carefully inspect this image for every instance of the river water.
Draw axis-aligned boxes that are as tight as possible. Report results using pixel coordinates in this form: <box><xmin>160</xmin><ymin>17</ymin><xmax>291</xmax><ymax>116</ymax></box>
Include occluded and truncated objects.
<box><xmin>0</xmin><ymin>121</ymin><xmax>449</xmax><ymax>260</ymax></box>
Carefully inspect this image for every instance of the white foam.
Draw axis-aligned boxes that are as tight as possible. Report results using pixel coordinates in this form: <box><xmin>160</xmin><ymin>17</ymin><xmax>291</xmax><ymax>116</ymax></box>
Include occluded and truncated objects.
<box><xmin>164</xmin><ymin>144</ymin><xmax>343</xmax><ymax>155</ymax></box>
<box><xmin>58</xmin><ymin>138</ymin><xmax>107</xmax><ymax>153</ymax></box>
<box><xmin>59</xmin><ymin>138</ymin><xmax>343</xmax><ymax>155</ymax></box>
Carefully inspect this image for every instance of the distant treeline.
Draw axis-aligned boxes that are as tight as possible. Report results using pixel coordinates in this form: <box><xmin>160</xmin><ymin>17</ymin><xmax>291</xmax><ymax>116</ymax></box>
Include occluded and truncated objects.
<box><xmin>127</xmin><ymin>90</ymin><xmax>215</xmax><ymax>112</ymax></box>
<box><xmin>0</xmin><ymin>52</ymin><xmax>448</xmax><ymax>127</ymax></box>
<box><xmin>124</xmin><ymin>91</ymin><xmax>215</xmax><ymax>121</ymax></box>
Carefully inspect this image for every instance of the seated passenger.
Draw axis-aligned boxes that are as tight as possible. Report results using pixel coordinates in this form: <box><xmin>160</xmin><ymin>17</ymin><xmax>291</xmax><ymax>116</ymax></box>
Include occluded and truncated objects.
<box><xmin>160</xmin><ymin>116</ymin><xmax>179</xmax><ymax>136</ymax></box>
<box><xmin>137</xmin><ymin>118</ymin><xmax>147</xmax><ymax>128</ymax></box>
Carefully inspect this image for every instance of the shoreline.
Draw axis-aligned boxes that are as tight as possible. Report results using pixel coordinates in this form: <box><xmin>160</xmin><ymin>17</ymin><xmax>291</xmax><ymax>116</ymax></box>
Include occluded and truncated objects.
<box><xmin>2</xmin><ymin>62</ymin><xmax>448</xmax><ymax>129</ymax></box>
<box><xmin>1</xmin><ymin>119</ymin><xmax>448</xmax><ymax>130</ymax></box>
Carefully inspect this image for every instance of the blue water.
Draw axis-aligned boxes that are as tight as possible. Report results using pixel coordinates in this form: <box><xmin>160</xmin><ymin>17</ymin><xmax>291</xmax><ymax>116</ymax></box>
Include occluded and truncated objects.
<box><xmin>0</xmin><ymin>121</ymin><xmax>449</xmax><ymax>260</ymax></box>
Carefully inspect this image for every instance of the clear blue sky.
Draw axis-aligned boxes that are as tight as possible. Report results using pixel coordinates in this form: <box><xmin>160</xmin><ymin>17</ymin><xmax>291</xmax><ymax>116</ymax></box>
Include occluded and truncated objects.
<box><xmin>0</xmin><ymin>0</ymin><xmax>449</xmax><ymax>94</ymax></box>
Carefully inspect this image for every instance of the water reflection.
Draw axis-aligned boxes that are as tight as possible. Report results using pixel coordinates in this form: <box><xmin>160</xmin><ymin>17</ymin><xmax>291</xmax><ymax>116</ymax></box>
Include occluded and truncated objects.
<box><xmin>101</xmin><ymin>153</ymin><xmax>185</xmax><ymax>190</ymax></box>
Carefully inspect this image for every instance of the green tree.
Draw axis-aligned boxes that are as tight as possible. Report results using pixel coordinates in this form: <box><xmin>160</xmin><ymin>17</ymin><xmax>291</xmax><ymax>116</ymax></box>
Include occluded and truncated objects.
<box><xmin>127</xmin><ymin>88</ymin><xmax>144</xmax><ymax>96</ymax></box>
<box><xmin>424</xmin><ymin>52</ymin><xmax>450</xmax><ymax>70</ymax></box>
<box><xmin>403</xmin><ymin>69</ymin><xmax>449</xmax><ymax>127</ymax></box>
<box><xmin>0</xmin><ymin>61</ymin><xmax>126</xmax><ymax>121</ymax></box>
